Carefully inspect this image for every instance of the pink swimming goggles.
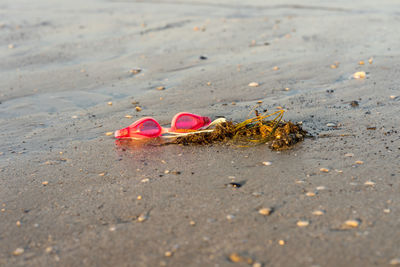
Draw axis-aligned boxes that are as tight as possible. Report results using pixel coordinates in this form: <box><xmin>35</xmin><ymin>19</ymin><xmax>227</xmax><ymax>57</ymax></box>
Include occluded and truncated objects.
<box><xmin>114</xmin><ymin>112</ymin><xmax>211</xmax><ymax>139</ymax></box>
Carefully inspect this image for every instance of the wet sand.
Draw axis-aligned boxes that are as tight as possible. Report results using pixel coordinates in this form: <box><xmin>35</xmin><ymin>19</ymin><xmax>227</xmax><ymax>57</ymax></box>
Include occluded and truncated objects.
<box><xmin>1</xmin><ymin>0</ymin><xmax>400</xmax><ymax>266</ymax></box>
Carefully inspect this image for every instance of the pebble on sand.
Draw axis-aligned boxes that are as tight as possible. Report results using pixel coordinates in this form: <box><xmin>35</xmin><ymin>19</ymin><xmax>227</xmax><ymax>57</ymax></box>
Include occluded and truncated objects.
<box><xmin>278</xmin><ymin>240</ymin><xmax>285</xmax><ymax>245</ymax></box>
<box><xmin>13</xmin><ymin>248</ymin><xmax>24</xmax><ymax>256</ymax></box>
<box><xmin>189</xmin><ymin>220</ymin><xmax>196</xmax><ymax>226</ymax></box>
<box><xmin>164</xmin><ymin>251</ymin><xmax>173</xmax><ymax>257</ymax></box>
<box><xmin>258</xmin><ymin>208</ymin><xmax>273</xmax><ymax>216</ymax></box>
<box><xmin>262</xmin><ymin>161</ymin><xmax>272</xmax><ymax>166</ymax></box>
<box><xmin>353</xmin><ymin>71</ymin><xmax>366</xmax><ymax>79</ymax></box>
<box><xmin>248</xmin><ymin>82</ymin><xmax>259</xmax><ymax>87</ymax></box>
<box><xmin>16</xmin><ymin>221</ymin><xmax>21</xmax><ymax>226</ymax></box>
<box><xmin>156</xmin><ymin>86</ymin><xmax>165</xmax><ymax>90</ymax></box>
<box><xmin>344</xmin><ymin>219</ymin><xmax>360</xmax><ymax>228</ymax></box>
<box><xmin>105</xmin><ymin>132</ymin><xmax>113</xmax><ymax>136</ymax></box>
<box><xmin>98</xmin><ymin>172</ymin><xmax>106</xmax><ymax>176</ymax></box>
<box><xmin>345</xmin><ymin>153</ymin><xmax>354</xmax><ymax>157</ymax></box>
<box><xmin>297</xmin><ymin>220</ymin><xmax>310</xmax><ymax>227</ymax></box>
<box><xmin>384</xmin><ymin>209</ymin><xmax>391</xmax><ymax>213</ymax></box>
<box><xmin>273</xmin><ymin>66</ymin><xmax>279</xmax><ymax>71</ymax></box>
<box><xmin>320</xmin><ymin>168</ymin><xmax>329</xmax><ymax>173</ymax></box>
<box><xmin>135</xmin><ymin>106</ymin><xmax>142</xmax><ymax>112</ymax></box>
<box><xmin>125</xmin><ymin>115</ymin><xmax>133</xmax><ymax>119</ymax></box>
<box><xmin>8</xmin><ymin>44</ymin><xmax>15</xmax><ymax>49</ymax></box>
<box><xmin>45</xmin><ymin>246</ymin><xmax>53</xmax><ymax>253</ymax></box>
<box><xmin>42</xmin><ymin>181</ymin><xmax>49</xmax><ymax>186</ymax></box>
<box><xmin>359</xmin><ymin>61</ymin><xmax>365</xmax><ymax>65</ymax></box>
<box><xmin>326</xmin><ymin>123</ymin><xmax>336</xmax><ymax>127</ymax></box>
<box><xmin>107</xmin><ymin>101</ymin><xmax>113</xmax><ymax>105</ymax></box>
<box><xmin>355</xmin><ymin>160</ymin><xmax>364</xmax><ymax>165</ymax></box>
<box><xmin>368</xmin><ymin>58</ymin><xmax>373</xmax><ymax>64</ymax></box>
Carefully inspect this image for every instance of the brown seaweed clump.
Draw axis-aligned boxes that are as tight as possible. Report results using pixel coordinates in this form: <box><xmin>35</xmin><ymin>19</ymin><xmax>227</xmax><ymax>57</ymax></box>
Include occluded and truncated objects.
<box><xmin>171</xmin><ymin>110</ymin><xmax>308</xmax><ymax>150</ymax></box>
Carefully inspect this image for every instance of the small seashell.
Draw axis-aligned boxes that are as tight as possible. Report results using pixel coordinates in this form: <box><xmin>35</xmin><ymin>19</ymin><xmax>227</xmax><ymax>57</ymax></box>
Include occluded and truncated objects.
<box><xmin>297</xmin><ymin>220</ymin><xmax>310</xmax><ymax>227</ymax></box>
<box><xmin>248</xmin><ymin>82</ymin><xmax>259</xmax><ymax>87</ymax></box>
<box><xmin>353</xmin><ymin>71</ymin><xmax>366</xmax><ymax>79</ymax></box>
<box><xmin>344</xmin><ymin>219</ymin><xmax>360</xmax><ymax>228</ymax></box>
<box><xmin>13</xmin><ymin>248</ymin><xmax>24</xmax><ymax>256</ymax></box>
<box><xmin>364</xmin><ymin>180</ymin><xmax>376</xmax><ymax>186</ymax></box>
<box><xmin>258</xmin><ymin>208</ymin><xmax>273</xmax><ymax>216</ymax></box>
<box><xmin>312</xmin><ymin>210</ymin><xmax>325</xmax><ymax>216</ymax></box>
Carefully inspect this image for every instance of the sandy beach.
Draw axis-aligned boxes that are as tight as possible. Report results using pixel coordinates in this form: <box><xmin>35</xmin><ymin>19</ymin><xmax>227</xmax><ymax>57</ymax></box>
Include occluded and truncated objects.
<box><xmin>1</xmin><ymin>0</ymin><xmax>400</xmax><ymax>266</ymax></box>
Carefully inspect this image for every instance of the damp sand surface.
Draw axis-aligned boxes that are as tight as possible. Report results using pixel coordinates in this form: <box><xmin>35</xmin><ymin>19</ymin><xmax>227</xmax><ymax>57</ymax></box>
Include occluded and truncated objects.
<box><xmin>1</xmin><ymin>0</ymin><xmax>400</xmax><ymax>266</ymax></box>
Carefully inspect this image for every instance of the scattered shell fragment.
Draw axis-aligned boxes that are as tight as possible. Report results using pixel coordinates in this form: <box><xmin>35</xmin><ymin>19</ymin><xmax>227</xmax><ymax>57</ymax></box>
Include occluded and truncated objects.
<box><xmin>355</xmin><ymin>160</ymin><xmax>364</xmax><ymax>165</ymax></box>
<box><xmin>306</xmin><ymin>192</ymin><xmax>316</xmax><ymax>197</ymax></box>
<box><xmin>312</xmin><ymin>210</ymin><xmax>325</xmax><ymax>216</ymax></box>
<box><xmin>258</xmin><ymin>208</ymin><xmax>273</xmax><ymax>216</ymax></box>
<box><xmin>326</xmin><ymin>123</ymin><xmax>336</xmax><ymax>127</ymax></box>
<box><xmin>107</xmin><ymin>101</ymin><xmax>113</xmax><ymax>105</ymax></box>
<box><xmin>297</xmin><ymin>220</ymin><xmax>310</xmax><ymax>227</ymax></box>
<box><xmin>156</xmin><ymin>86</ymin><xmax>165</xmax><ymax>90</ymax></box>
<box><xmin>109</xmin><ymin>226</ymin><xmax>116</xmax><ymax>231</ymax></box>
<box><xmin>98</xmin><ymin>172</ymin><xmax>106</xmax><ymax>176</ymax></box>
<box><xmin>262</xmin><ymin>161</ymin><xmax>272</xmax><ymax>166</ymax></box>
<box><xmin>135</xmin><ymin>106</ymin><xmax>142</xmax><ymax>112</ymax></box>
<box><xmin>353</xmin><ymin>71</ymin><xmax>366</xmax><ymax>79</ymax></box>
<box><xmin>330</xmin><ymin>64</ymin><xmax>337</xmax><ymax>69</ymax></box>
<box><xmin>8</xmin><ymin>44</ymin><xmax>15</xmax><ymax>49</ymax></box>
<box><xmin>278</xmin><ymin>240</ymin><xmax>285</xmax><ymax>246</ymax></box>
<box><xmin>190</xmin><ymin>220</ymin><xmax>196</xmax><ymax>226</ymax></box>
<box><xmin>316</xmin><ymin>186</ymin><xmax>326</xmax><ymax>191</ymax></box>
<box><xmin>42</xmin><ymin>181</ymin><xmax>49</xmax><ymax>186</ymax></box>
<box><xmin>253</xmin><ymin>262</ymin><xmax>262</xmax><ymax>267</ymax></box>
<box><xmin>137</xmin><ymin>195</ymin><xmax>142</xmax><ymax>200</ymax></box>
<box><xmin>344</xmin><ymin>219</ymin><xmax>360</xmax><ymax>228</ymax></box>
<box><xmin>359</xmin><ymin>61</ymin><xmax>365</xmax><ymax>65</ymax></box>
<box><xmin>141</xmin><ymin>178</ymin><xmax>150</xmax><ymax>183</ymax></box>
<box><xmin>226</xmin><ymin>214</ymin><xmax>235</xmax><ymax>220</ymax></box>
<box><xmin>129</xmin><ymin>68</ymin><xmax>142</xmax><ymax>74</ymax></box>
<box><xmin>384</xmin><ymin>209</ymin><xmax>391</xmax><ymax>214</ymax></box>
<box><xmin>345</xmin><ymin>153</ymin><xmax>354</xmax><ymax>157</ymax></box>
<box><xmin>16</xmin><ymin>221</ymin><xmax>21</xmax><ymax>226</ymax></box>
<box><xmin>164</xmin><ymin>251</ymin><xmax>173</xmax><ymax>257</ymax></box>
<box><xmin>124</xmin><ymin>115</ymin><xmax>133</xmax><ymax>119</ymax></box>
<box><xmin>364</xmin><ymin>181</ymin><xmax>376</xmax><ymax>186</ymax></box>
<box><xmin>229</xmin><ymin>253</ymin><xmax>253</xmax><ymax>264</ymax></box>
<box><xmin>137</xmin><ymin>214</ymin><xmax>148</xmax><ymax>222</ymax></box>
<box><xmin>320</xmin><ymin>168</ymin><xmax>329</xmax><ymax>173</ymax></box>
<box><xmin>207</xmin><ymin>82</ymin><xmax>211</xmax><ymax>86</ymax></box>
<box><xmin>72</xmin><ymin>115</ymin><xmax>78</xmax><ymax>119</ymax></box>
<box><xmin>105</xmin><ymin>132</ymin><xmax>113</xmax><ymax>136</ymax></box>
<box><xmin>368</xmin><ymin>58</ymin><xmax>373</xmax><ymax>64</ymax></box>
<box><xmin>273</xmin><ymin>66</ymin><xmax>279</xmax><ymax>71</ymax></box>
<box><xmin>248</xmin><ymin>82</ymin><xmax>259</xmax><ymax>87</ymax></box>
<box><xmin>390</xmin><ymin>95</ymin><xmax>397</xmax><ymax>99</ymax></box>
<box><xmin>45</xmin><ymin>246</ymin><xmax>53</xmax><ymax>253</ymax></box>
<box><xmin>390</xmin><ymin>258</ymin><xmax>400</xmax><ymax>265</ymax></box>
<box><xmin>13</xmin><ymin>248</ymin><xmax>24</xmax><ymax>256</ymax></box>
